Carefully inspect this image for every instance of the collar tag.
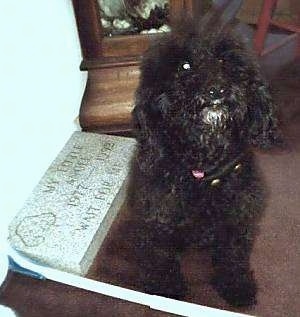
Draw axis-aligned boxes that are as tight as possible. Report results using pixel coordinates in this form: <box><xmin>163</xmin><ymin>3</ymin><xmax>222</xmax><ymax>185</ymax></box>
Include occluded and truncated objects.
<box><xmin>211</xmin><ymin>179</ymin><xmax>221</xmax><ymax>186</ymax></box>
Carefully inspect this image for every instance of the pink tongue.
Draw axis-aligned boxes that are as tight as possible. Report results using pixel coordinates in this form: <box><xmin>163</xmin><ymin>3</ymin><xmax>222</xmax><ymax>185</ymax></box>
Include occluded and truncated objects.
<box><xmin>192</xmin><ymin>170</ymin><xmax>205</xmax><ymax>179</ymax></box>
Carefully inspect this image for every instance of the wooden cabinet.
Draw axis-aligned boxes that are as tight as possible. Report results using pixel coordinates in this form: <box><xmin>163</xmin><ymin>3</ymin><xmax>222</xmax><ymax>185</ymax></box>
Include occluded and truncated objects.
<box><xmin>72</xmin><ymin>0</ymin><xmax>199</xmax><ymax>133</ymax></box>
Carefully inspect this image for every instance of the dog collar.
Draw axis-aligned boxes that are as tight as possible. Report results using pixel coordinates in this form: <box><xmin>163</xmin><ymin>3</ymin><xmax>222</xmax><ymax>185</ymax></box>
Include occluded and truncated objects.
<box><xmin>192</xmin><ymin>153</ymin><xmax>244</xmax><ymax>186</ymax></box>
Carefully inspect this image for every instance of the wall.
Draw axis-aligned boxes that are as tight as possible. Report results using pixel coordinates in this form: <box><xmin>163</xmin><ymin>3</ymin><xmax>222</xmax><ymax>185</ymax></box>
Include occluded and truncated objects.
<box><xmin>0</xmin><ymin>1</ymin><xmax>87</xmax><ymax>243</ymax></box>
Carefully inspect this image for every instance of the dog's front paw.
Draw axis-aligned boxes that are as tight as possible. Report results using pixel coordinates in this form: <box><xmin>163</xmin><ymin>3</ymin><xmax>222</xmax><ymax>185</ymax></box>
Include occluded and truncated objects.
<box><xmin>212</xmin><ymin>272</ymin><xmax>257</xmax><ymax>307</ymax></box>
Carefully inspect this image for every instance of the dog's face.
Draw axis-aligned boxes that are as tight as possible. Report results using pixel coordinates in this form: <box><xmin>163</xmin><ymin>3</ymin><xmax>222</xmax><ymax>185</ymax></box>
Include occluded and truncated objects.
<box><xmin>152</xmin><ymin>35</ymin><xmax>251</xmax><ymax>136</ymax></box>
<box><xmin>134</xmin><ymin>27</ymin><xmax>281</xmax><ymax>173</ymax></box>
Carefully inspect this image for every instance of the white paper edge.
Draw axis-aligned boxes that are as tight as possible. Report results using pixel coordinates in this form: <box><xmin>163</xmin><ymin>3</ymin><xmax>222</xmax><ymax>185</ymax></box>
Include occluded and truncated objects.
<box><xmin>5</xmin><ymin>244</ymin><xmax>254</xmax><ymax>317</ymax></box>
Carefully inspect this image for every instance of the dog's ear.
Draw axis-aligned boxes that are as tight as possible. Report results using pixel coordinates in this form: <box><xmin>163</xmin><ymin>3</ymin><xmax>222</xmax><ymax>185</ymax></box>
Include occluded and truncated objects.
<box><xmin>131</xmin><ymin>91</ymin><xmax>167</xmax><ymax>174</ymax></box>
<box><xmin>247</xmin><ymin>78</ymin><xmax>282</xmax><ymax>149</ymax></box>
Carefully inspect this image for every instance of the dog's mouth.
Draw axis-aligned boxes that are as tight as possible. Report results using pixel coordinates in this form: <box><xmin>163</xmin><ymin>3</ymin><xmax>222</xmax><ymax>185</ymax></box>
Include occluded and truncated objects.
<box><xmin>191</xmin><ymin>161</ymin><xmax>220</xmax><ymax>181</ymax></box>
<box><xmin>201</xmin><ymin>105</ymin><xmax>229</xmax><ymax>128</ymax></box>
<box><xmin>192</xmin><ymin>169</ymin><xmax>205</xmax><ymax>179</ymax></box>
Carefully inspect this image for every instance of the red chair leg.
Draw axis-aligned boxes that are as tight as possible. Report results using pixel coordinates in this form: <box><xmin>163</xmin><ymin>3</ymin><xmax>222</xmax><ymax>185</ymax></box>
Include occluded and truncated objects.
<box><xmin>297</xmin><ymin>12</ymin><xmax>300</xmax><ymax>58</ymax></box>
<box><xmin>254</xmin><ymin>0</ymin><xmax>278</xmax><ymax>55</ymax></box>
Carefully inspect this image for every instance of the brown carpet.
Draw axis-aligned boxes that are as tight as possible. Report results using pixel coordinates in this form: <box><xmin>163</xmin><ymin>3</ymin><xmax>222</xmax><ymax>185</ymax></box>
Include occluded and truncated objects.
<box><xmin>1</xmin><ymin>62</ymin><xmax>299</xmax><ymax>317</ymax></box>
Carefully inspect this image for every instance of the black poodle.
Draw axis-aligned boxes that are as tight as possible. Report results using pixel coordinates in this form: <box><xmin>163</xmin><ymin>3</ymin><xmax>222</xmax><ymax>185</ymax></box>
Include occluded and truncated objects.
<box><xmin>127</xmin><ymin>8</ymin><xmax>281</xmax><ymax>308</ymax></box>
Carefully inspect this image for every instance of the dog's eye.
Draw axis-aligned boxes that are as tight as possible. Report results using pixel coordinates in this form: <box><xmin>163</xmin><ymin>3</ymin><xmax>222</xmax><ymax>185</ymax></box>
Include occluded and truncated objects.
<box><xmin>181</xmin><ymin>61</ymin><xmax>192</xmax><ymax>71</ymax></box>
<box><xmin>209</xmin><ymin>87</ymin><xmax>226</xmax><ymax>99</ymax></box>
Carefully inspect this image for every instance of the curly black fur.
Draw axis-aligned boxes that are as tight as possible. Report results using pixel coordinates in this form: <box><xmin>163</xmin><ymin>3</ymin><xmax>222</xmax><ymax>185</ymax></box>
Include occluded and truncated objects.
<box><xmin>127</xmin><ymin>15</ymin><xmax>281</xmax><ymax>308</ymax></box>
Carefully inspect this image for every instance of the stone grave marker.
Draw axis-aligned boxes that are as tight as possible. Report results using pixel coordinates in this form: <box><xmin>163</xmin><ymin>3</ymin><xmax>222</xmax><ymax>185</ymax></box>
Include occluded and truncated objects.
<box><xmin>8</xmin><ymin>132</ymin><xmax>136</xmax><ymax>276</ymax></box>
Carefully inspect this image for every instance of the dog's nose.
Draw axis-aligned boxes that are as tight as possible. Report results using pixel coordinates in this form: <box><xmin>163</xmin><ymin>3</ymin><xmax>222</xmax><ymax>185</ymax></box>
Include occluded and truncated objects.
<box><xmin>208</xmin><ymin>86</ymin><xmax>226</xmax><ymax>100</ymax></box>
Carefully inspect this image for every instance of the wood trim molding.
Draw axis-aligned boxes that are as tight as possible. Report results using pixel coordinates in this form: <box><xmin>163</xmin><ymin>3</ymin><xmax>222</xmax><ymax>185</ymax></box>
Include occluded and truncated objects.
<box><xmin>79</xmin><ymin>65</ymin><xmax>140</xmax><ymax>133</ymax></box>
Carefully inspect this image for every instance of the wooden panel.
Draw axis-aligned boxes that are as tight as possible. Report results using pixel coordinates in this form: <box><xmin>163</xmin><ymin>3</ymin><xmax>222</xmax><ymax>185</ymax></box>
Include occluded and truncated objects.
<box><xmin>72</xmin><ymin>0</ymin><xmax>103</xmax><ymax>59</ymax></box>
<box><xmin>170</xmin><ymin>0</ymin><xmax>200</xmax><ymax>20</ymax></box>
<box><xmin>72</xmin><ymin>0</ymin><xmax>193</xmax><ymax>61</ymax></box>
<box><xmin>184</xmin><ymin>0</ymin><xmax>200</xmax><ymax>15</ymax></box>
<box><xmin>170</xmin><ymin>0</ymin><xmax>185</xmax><ymax>18</ymax></box>
<box><xmin>102</xmin><ymin>34</ymin><xmax>154</xmax><ymax>58</ymax></box>
<box><xmin>80</xmin><ymin>56</ymin><xmax>141</xmax><ymax>71</ymax></box>
<box><xmin>72</xmin><ymin>0</ymin><xmax>190</xmax><ymax>133</ymax></box>
<box><xmin>79</xmin><ymin>66</ymin><xmax>140</xmax><ymax>133</ymax></box>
